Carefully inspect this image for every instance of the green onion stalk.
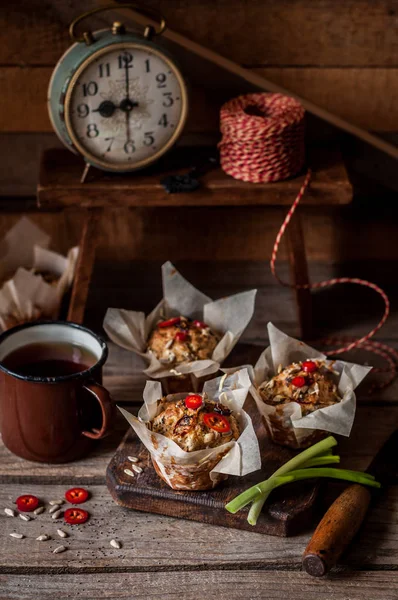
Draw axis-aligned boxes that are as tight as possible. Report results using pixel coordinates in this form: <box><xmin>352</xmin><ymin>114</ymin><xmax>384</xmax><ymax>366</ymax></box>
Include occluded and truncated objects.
<box><xmin>225</xmin><ymin>436</ymin><xmax>380</xmax><ymax>526</ymax></box>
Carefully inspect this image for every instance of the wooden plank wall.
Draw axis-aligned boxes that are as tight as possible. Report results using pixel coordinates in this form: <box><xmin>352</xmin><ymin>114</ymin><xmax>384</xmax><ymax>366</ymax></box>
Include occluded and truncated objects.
<box><xmin>0</xmin><ymin>1</ymin><xmax>397</xmax><ymax>266</ymax></box>
<box><xmin>1</xmin><ymin>0</ymin><xmax>398</xmax><ymax>196</ymax></box>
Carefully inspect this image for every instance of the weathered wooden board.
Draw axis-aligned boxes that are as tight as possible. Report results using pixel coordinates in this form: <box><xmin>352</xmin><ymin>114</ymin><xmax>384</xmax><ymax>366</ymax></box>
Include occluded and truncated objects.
<box><xmin>2</xmin><ymin>66</ymin><xmax>398</xmax><ymax>132</ymax></box>
<box><xmin>37</xmin><ymin>147</ymin><xmax>351</xmax><ymax>208</ymax></box>
<box><xmin>2</xmin><ymin>571</ymin><xmax>398</xmax><ymax>600</ymax></box>
<box><xmin>3</xmin><ymin>1</ymin><xmax>398</xmax><ymax>67</ymax></box>
<box><xmin>0</xmin><ymin>484</ymin><xmax>397</xmax><ymax>571</ymax></box>
<box><xmin>5</xmin><ymin>570</ymin><xmax>398</xmax><ymax>600</ymax></box>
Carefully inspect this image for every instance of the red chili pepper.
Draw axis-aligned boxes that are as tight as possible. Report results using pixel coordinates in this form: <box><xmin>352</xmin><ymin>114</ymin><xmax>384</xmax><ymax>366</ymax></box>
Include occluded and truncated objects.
<box><xmin>65</xmin><ymin>487</ymin><xmax>89</xmax><ymax>504</ymax></box>
<box><xmin>292</xmin><ymin>376</ymin><xmax>307</xmax><ymax>388</ymax></box>
<box><xmin>64</xmin><ymin>508</ymin><xmax>89</xmax><ymax>525</ymax></box>
<box><xmin>302</xmin><ymin>361</ymin><xmax>318</xmax><ymax>373</ymax></box>
<box><xmin>158</xmin><ymin>317</ymin><xmax>181</xmax><ymax>328</ymax></box>
<box><xmin>16</xmin><ymin>494</ymin><xmax>39</xmax><ymax>512</ymax></box>
<box><xmin>175</xmin><ymin>331</ymin><xmax>188</xmax><ymax>342</ymax></box>
<box><xmin>203</xmin><ymin>412</ymin><xmax>231</xmax><ymax>433</ymax></box>
<box><xmin>185</xmin><ymin>394</ymin><xmax>203</xmax><ymax>410</ymax></box>
<box><xmin>193</xmin><ymin>320</ymin><xmax>208</xmax><ymax>329</ymax></box>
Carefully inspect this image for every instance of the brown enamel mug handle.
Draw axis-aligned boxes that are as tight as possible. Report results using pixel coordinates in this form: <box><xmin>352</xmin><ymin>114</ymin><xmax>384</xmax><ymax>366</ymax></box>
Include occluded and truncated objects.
<box><xmin>81</xmin><ymin>382</ymin><xmax>115</xmax><ymax>440</ymax></box>
<box><xmin>302</xmin><ymin>484</ymin><xmax>372</xmax><ymax>577</ymax></box>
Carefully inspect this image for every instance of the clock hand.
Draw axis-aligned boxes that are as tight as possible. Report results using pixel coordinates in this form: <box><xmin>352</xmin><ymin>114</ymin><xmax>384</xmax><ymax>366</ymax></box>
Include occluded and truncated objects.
<box><xmin>124</xmin><ymin>56</ymin><xmax>131</xmax><ymax>145</ymax></box>
<box><xmin>119</xmin><ymin>98</ymin><xmax>139</xmax><ymax>112</ymax></box>
<box><xmin>125</xmin><ymin>110</ymin><xmax>131</xmax><ymax>148</ymax></box>
<box><xmin>124</xmin><ymin>56</ymin><xmax>130</xmax><ymax>99</ymax></box>
<box><xmin>92</xmin><ymin>100</ymin><xmax>115</xmax><ymax>118</ymax></box>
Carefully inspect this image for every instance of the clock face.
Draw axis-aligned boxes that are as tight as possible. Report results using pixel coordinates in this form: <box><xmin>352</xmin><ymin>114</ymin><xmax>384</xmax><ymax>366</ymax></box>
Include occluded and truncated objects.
<box><xmin>64</xmin><ymin>43</ymin><xmax>188</xmax><ymax>171</ymax></box>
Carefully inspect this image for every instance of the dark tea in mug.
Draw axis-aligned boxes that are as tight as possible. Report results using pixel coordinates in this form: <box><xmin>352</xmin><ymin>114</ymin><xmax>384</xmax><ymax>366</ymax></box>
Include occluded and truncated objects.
<box><xmin>0</xmin><ymin>321</ymin><xmax>114</xmax><ymax>463</ymax></box>
<box><xmin>2</xmin><ymin>342</ymin><xmax>98</xmax><ymax>378</ymax></box>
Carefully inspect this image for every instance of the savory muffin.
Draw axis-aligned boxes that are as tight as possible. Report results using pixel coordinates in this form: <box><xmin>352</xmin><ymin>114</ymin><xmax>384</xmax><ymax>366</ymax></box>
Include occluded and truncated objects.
<box><xmin>147</xmin><ymin>316</ymin><xmax>219</xmax><ymax>366</ymax></box>
<box><xmin>150</xmin><ymin>393</ymin><xmax>240</xmax><ymax>452</ymax></box>
<box><xmin>258</xmin><ymin>359</ymin><xmax>342</xmax><ymax>448</ymax></box>
<box><xmin>258</xmin><ymin>359</ymin><xmax>342</xmax><ymax>416</ymax></box>
<box><xmin>147</xmin><ymin>391</ymin><xmax>241</xmax><ymax>490</ymax></box>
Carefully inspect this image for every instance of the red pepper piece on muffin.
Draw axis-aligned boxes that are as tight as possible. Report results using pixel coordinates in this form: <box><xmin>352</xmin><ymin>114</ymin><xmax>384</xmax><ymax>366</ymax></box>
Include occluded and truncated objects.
<box><xmin>158</xmin><ymin>317</ymin><xmax>181</xmax><ymax>328</ymax></box>
<box><xmin>203</xmin><ymin>412</ymin><xmax>231</xmax><ymax>434</ymax></box>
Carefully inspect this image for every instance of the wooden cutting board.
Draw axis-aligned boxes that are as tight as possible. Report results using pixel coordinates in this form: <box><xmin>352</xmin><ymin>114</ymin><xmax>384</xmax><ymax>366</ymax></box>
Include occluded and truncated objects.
<box><xmin>106</xmin><ymin>402</ymin><xmax>319</xmax><ymax>537</ymax></box>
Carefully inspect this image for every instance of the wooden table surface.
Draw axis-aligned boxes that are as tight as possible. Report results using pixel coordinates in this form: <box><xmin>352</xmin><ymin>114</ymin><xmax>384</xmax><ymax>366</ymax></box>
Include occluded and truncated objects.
<box><xmin>1</xmin><ymin>261</ymin><xmax>398</xmax><ymax>600</ymax></box>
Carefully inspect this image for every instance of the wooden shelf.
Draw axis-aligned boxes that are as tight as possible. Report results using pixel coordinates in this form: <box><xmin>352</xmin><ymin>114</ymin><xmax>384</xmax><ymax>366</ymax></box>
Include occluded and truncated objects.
<box><xmin>37</xmin><ymin>145</ymin><xmax>352</xmax><ymax>209</ymax></box>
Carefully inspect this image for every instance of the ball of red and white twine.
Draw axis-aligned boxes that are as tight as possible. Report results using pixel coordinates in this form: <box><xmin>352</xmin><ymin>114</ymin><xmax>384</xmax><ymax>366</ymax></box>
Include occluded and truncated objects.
<box><xmin>219</xmin><ymin>93</ymin><xmax>305</xmax><ymax>183</ymax></box>
<box><xmin>219</xmin><ymin>92</ymin><xmax>398</xmax><ymax>390</ymax></box>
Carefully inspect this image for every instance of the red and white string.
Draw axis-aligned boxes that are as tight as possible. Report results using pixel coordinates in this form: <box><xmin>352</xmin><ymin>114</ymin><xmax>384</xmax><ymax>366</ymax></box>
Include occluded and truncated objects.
<box><xmin>219</xmin><ymin>93</ymin><xmax>398</xmax><ymax>389</ymax></box>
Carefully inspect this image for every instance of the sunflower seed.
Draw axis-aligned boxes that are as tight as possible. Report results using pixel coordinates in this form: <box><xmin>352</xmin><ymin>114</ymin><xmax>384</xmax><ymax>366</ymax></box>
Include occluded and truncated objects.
<box><xmin>4</xmin><ymin>508</ymin><xmax>16</xmax><ymax>517</ymax></box>
<box><xmin>34</xmin><ymin>506</ymin><xmax>45</xmax><ymax>515</ymax></box>
<box><xmin>53</xmin><ymin>545</ymin><xmax>67</xmax><ymax>554</ymax></box>
<box><xmin>19</xmin><ymin>514</ymin><xmax>31</xmax><ymax>522</ymax></box>
<box><xmin>165</xmin><ymin>339</ymin><xmax>174</xmax><ymax>349</ymax></box>
<box><xmin>36</xmin><ymin>534</ymin><xmax>50</xmax><ymax>541</ymax></box>
<box><xmin>127</xmin><ymin>456</ymin><xmax>138</xmax><ymax>463</ymax></box>
<box><xmin>10</xmin><ymin>533</ymin><xmax>24</xmax><ymax>539</ymax></box>
<box><xmin>49</xmin><ymin>500</ymin><xmax>64</xmax><ymax>506</ymax></box>
<box><xmin>110</xmin><ymin>539</ymin><xmax>121</xmax><ymax>549</ymax></box>
<box><xmin>51</xmin><ymin>509</ymin><xmax>63</xmax><ymax>519</ymax></box>
<box><xmin>132</xmin><ymin>464</ymin><xmax>143</xmax><ymax>474</ymax></box>
<box><xmin>57</xmin><ymin>529</ymin><xmax>68</xmax><ymax>538</ymax></box>
<box><xmin>277</xmin><ymin>364</ymin><xmax>283</xmax><ymax>374</ymax></box>
<box><xmin>49</xmin><ymin>504</ymin><xmax>60</xmax><ymax>514</ymax></box>
<box><xmin>124</xmin><ymin>468</ymin><xmax>135</xmax><ymax>477</ymax></box>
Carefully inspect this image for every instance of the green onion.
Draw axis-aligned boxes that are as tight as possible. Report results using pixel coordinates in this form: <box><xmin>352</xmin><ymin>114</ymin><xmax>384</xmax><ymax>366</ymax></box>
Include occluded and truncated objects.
<box><xmin>247</xmin><ymin>455</ymin><xmax>341</xmax><ymax>525</ymax></box>
<box><xmin>300</xmin><ymin>455</ymin><xmax>340</xmax><ymax>468</ymax></box>
<box><xmin>227</xmin><ymin>436</ymin><xmax>338</xmax><ymax>515</ymax></box>
<box><xmin>226</xmin><ymin>436</ymin><xmax>381</xmax><ymax>526</ymax></box>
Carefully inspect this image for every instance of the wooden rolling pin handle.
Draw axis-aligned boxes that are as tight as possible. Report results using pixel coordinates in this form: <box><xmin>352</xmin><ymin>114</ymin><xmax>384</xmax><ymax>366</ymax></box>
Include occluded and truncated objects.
<box><xmin>302</xmin><ymin>484</ymin><xmax>372</xmax><ymax>577</ymax></box>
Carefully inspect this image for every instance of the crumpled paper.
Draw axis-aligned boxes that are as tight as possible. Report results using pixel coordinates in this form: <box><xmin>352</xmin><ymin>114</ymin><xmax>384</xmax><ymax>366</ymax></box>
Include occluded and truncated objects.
<box><xmin>248</xmin><ymin>323</ymin><xmax>372</xmax><ymax>447</ymax></box>
<box><xmin>104</xmin><ymin>261</ymin><xmax>257</xmax><ymax>382</ymax></box>
<box><xmin>0</xmin><ymin>218</ymin><xmax>79</xmax><ymax>331</ymax></box>
<box><xmin>119</xmin><ymin>369</ymin><xmax>261</xmax><ymax>490</ymax></box>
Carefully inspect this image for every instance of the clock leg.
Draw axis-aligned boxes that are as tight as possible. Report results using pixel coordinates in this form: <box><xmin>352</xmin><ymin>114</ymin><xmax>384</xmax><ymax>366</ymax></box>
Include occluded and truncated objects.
<box><xmin>80</xmin><ymin>162</ymin><xmax>91</xmax><ymax>184</ymax></box>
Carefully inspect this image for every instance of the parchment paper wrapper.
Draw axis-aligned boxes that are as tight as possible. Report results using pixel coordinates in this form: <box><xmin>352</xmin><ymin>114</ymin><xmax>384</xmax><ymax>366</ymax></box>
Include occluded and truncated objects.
<box><xmin>119</xmin><ymin>369</ymin><xmax>261</xmax><ymax>491</ymax></box>
<box><xmin>0</xmin><ymin>218</ymin><xmax>79</xmax><ymax>331</ymax></box>
<box><xmin>247</xmin><ymin>323</ymin><xmax>372</xmax><ymax>449</ymax></box>
<box><xmin>104</xmin><ymin>261</ymin><xmax>257</xmax><ymax>392</ymax></box>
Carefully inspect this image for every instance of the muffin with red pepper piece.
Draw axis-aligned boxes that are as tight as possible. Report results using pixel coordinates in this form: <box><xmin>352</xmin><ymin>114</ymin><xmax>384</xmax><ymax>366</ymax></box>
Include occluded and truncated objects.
<box><xmin>147</xmin><ymin>316</ymin><xmax>219</xmax><ymax>365</ymax></box>
<box><xmin>147</xmin><ymin>316</ymin><xmax>220</xmax><ymax>393</ymax></box>
<box><xmin>258</xmin><ymin>359</ymin><xmax>342</xmax><ymax>448</ymax></box>
<box><xmin>148</xmin><ymin>392</ymin><xmax>240</xmax><ymax>490</ymax></box>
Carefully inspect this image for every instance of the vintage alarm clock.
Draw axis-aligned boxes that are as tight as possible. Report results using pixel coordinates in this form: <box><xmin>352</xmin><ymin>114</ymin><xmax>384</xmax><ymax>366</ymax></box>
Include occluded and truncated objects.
<box><xmin>48</xmin><ymin>4</ymin><xmax>188</xmax><ymax>174</ymax></box>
